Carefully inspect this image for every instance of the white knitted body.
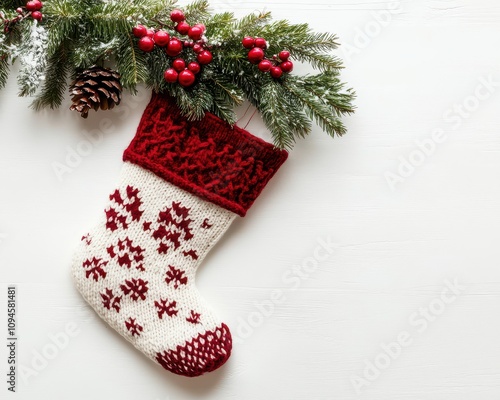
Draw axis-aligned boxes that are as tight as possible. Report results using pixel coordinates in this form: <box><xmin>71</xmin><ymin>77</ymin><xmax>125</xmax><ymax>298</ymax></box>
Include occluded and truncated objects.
<box><xmin>72</xmin><ymin>162</ymin><xmax>236</xmax><ymax>376</ymax></box>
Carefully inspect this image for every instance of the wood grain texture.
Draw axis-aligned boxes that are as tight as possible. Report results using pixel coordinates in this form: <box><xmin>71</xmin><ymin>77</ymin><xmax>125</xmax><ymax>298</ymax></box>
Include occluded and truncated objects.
<box><xmin>1</xmin><ymin>0</ymin><xmax>500</xmax><ymax>399</ymax></box>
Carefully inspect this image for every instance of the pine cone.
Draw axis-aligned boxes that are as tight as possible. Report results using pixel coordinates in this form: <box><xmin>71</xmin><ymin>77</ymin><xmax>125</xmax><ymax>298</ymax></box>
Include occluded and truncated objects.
<box><xmin>69</xmin><ymin>66</ymin><xmax>122</xmax><ymax>119</ymax></box>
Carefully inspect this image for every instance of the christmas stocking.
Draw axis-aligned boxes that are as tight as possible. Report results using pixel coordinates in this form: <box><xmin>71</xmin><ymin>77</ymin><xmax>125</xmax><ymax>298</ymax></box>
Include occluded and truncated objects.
<box><xmin>71</xmin><ymin>93</ymin><xmax>288</xmax><ymax>377</ymax></box>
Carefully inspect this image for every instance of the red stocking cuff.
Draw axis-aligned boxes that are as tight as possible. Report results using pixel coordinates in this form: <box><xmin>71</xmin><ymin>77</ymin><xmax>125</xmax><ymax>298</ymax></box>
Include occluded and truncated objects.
<box><xmin>123</xmin><ymin>92</ymin><xmax>288</xmax><ymax>216</ymax></box>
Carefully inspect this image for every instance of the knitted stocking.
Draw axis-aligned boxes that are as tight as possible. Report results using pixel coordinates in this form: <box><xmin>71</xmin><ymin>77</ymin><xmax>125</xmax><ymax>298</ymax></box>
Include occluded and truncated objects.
<box><xmin>71</xmin><ymin>93</ymin><xmax>287</xmax><ymax>377</ymax></box>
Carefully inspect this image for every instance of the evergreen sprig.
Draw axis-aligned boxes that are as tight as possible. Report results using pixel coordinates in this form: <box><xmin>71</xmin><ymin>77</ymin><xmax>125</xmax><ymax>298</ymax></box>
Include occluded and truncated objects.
<box><xmin>0</xmin><ymin>0</ymin><xmax>355</xmax><ymax>149</ymax></box>
<box><xmin>0</xmin><ymin>55</ymin><xmax>8</xmax><ymax>89</ymax></box>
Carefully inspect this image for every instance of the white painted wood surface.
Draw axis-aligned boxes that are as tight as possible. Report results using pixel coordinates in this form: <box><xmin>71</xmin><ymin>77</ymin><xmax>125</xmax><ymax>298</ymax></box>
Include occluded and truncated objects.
<box><xmin>1</xmin><ymin>0</ymin><xmax>500</xmax><ymax>399</ymax></box>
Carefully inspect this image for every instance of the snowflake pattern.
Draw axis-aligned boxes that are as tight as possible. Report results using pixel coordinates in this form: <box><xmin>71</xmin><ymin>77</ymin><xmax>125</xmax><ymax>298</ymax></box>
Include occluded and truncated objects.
<box><xmin>100</xmin><ymin>288</ymin><xmax>122</xmax><ymax>313</ymax></box>
<box><xmin>154</xmin><ymin>298</ymin><xmax>178</xmax><ymax>319</ymax></box>
<box><xmin>186</xmin><ymin>310</ymin><xmax>201</xmax><ymax>324</ymax></box>
<box><xmin>125</xmin><ymin>317</ymin><xmax>143</xmax><ymax>337</ymax></box>
<box><xmin>165</xmin><ymin>265</ymin><xmax>188</xmax><ymax>289</ymax></box>
<box><xmin>182</xmin><ymin>249</ymin><xmax>199</xmax><ymax>260</ymax></box>
<box><xmin>82</xmin><ymin>257</ymin><xmax>108</xmax><ymax>281</ymax></box>
<box><xmin>107</xmin><ymin>237</ymin><xmax>145</xmax><ymax>271</ymax></box>
<box><xmin>105</xmin><ymin>185</ymin><xmax>143</xmax><ymax>231</ymax></box>
<box><xmin>144</xmin><ymin>201</ymin><xmax>194</xmax><ymax>254</ymax></box>
<box><xmin>201</xmin><ymin>218</ymin><xmax>213</xmax><ymax>229</ymax></box>
<box><xmin>120</xmin><ymin>278</ymin><xmax>149</xmax><ymax>301</ymax></box>
<box><xmin>81</xmin><ymin>233</ymin><xmax>92</xmax><ymax>245</ymax></box>
<box><xmin>79</xmin><ymin>176</ymin><xmax>230</xmax><ymax>355</ymax></box>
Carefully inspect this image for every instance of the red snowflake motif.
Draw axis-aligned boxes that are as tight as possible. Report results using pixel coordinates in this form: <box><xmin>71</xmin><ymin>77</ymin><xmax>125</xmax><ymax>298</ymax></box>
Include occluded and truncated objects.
<box><xmin>201</xmin><ymin>218</ymin><xmax>213</xmax><ymax>229</ymax></box>
<box><xmin>165</xmin><ymin>265</ymin><xmax>188</xmax><ymax>289</ymax></box>
<box><xmin>154</xmin><ymin>298</ymin><xmax>178</xmax><ymax>319</ymax></box>
<box><xmin>182</xmin><ymin>249</ymin><xmax>199</xmax><ymax>260</ymax></box>
<box><xmin>144</xmin><ymin>202</ymin><xmax>193</xmax><ymax>254</ymax></box>
<box><xmin>107</xmin><ymin>237</ymin><xmax>145</xmax><ymax>271</ymax></box>
<box><xmin>125</xmin><ymin>317</ymin><xmax>143</xmax><ymax>337</ymax></box>
<box><xmin>81</xmin><ymin>234</ymin><xmax>92</xmax><ymax>245</ymax></box>
<box><xmin>105</xmin><ymin>185</ymin><xmax>143</xmax><ymax>231</ymax></box>
<box><xmin>82</xmin><ymin>258</ymin><xmax>108</xmax><ymax>281</ymax></box>
<box><xmin>100</xmin><ymin>288</ymin><xmax>122</xmax><ymax>313</ymax></box>
<box><xmin>186</xmin><ymin>310</ymin><xmax>201</xmax><ymax>324</ymax></box>
<box><xmin>120</xmin><ymin>278</ymin><xmax>149</xmax><ymax>301</ymax></box>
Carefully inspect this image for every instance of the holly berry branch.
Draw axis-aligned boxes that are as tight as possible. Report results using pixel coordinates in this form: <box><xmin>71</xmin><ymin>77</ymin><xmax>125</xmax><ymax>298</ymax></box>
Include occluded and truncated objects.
<box><xmin>0</xmin><ymin>0</ymin><xmax>355</xmax><ymax>149</ymax></box>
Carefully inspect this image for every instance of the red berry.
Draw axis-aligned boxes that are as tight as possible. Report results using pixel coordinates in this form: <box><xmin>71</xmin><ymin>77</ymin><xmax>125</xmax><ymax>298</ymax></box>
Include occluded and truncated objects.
<box><xmin>132</xmin><ymin>25</ymin><xmax>147</xmax><ymax>38</ymax></box>
<box><xmin>188</xmin><ymin>62</ymin><xmax>201</xmax><ymax>74</ymax></box>
<box><xmin>153</xmin><ymin>31</ymin><xmax>170</xmax><ymax>47</ymax></box>
<box><xmin>31</xmin><ymin>10</ymin><xmax>42</xmax><ymax>20</ymax></box>
<box><xmin>26</xmin><ymin>0</ymin><xmax>41</xmax><ymax>11</ymax></box>
<box><xmin>164</xmin><ymin>68</ymin><xmax>178</xmax><ymax>83</ymax></box>
<box><xmin>188</xmin><ymin>26</ymin><xmax>203</xmax><ymax>41</ymax></box>
<box><xmin>258</xmin><ymin>59</ymin><xmax>273</xmax><ymax>72</ymax></box>
<box><xmin>254</xmin><ymin>37</ymin><xmax>267</xmax><ymax>49</ymax></box>
<box><xmin>170</xmin><ymin>9</ymin><xmax>185</xmax><ymax>23</ymax></box>
<box><xmin>248</xmin><ymin>47</ymin><xmax>265</xmax><ymax>64</ymax></box>
<box><xmin>270</xmin><ymin>66</ymin><xmax>283</xmax><ymax>78</ymax></box>
<box><xmin>178</xmin><ymin>69</ymin><xmax>196</xmax><ymax>87</ymax></box>
<box><xmin>146</xmin><ymin>29</ymin><xmax>155</xmax><ymax>38</ymax></box>
<box><xmin>242</xmin><ymin>36</ymin><xmax>255</xmax><ymax>49</ymax></box>
<box><xmin>280</xmin><ymin>60</ymin><xmax>293</xmax><ymax>73</ymax></box>
<box><xmin>175</xmin><ymin>21</ymin><xmax>190</xmax><ymax>35</ymax></box>
<box><xmin>193</xmin><ymin>44</ymin><xmax>203</xmax><ymax>53</ymax></box>
<box><xmin>279</xmin><ymin>50</ymin><xmax>290</xmax><ymax>61</ymax></box>
<box><xmin>172</xmin><ymin>58</ymin><xmax>186</xmax><ymax>72</ymax></box>
<box><xmin>194</xmin><ymin>23</ymin><xmax>206</xmax><ymax>32</ymax></box>
<box><xmin>165</xmin><ymin>39</ymin><xmax>183</xmax><ymax>57</ymax></box>
<box><xmin>16</xmin><ymin>7</ymin><xmax>23</xmax><ymax>13</ymax></box>
<box><xmin>138</xmin><ymin>36</ymin><xmax>155</xmax><ymax>52</ymax></box>
<box><xmin>197</xmin><ymin>50</ymin><xmax>213</xmax><ymax>65</ymax></box>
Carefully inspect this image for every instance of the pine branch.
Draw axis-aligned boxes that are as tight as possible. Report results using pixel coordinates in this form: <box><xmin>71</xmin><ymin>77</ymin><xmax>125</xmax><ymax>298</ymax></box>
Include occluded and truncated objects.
<box><xmin>208</xmin><ymin>75</ymin><xmax>243</xmax><ymax>105</ymax></box>
<box><xmin>184</xmin><ymin>0</ymin><xmax>210</xmax><ymax>25</ymax></box>
<box><xmin>115</xmin><ymin>32</ymin><xmax>149</xmax><ymax>91</ymax></box>
<box><xmin>0</xmin><ymin>2</ymin><xmax>355</xmax><ymax>148</ymax></box>
<box><xmin>0</xmin><ymin>28</ymin><xmax>9</xmax><ymax>89</ymax></box>
<box><xmin>17</xmin><ymin>21</ymin><xmax>48</xmax><ymax>97</ymax></box>
<box><xmin>87</xmin><ymin>0</ymin><xmax>175</xmax><ymax>38</ymax></box>
<box><xmin>260</xmin><ymin>22</ymin><xmax>342</xmax><ymax>71</ymax></box>
<box><xmin>206</xmin><ymin>75</ymin><xmax>243</xmax><ymax>125</ymax></box>
<box><xmin>146</xmin><ymin>45</ymin><xmax>170</xmax><ymax>92</ymax></box>
<box><xmin>0</xmin><ymin>54</ymin><xmax>8</xmax><ymax>90</ymax></box>
<box><xmin>233</xmin><ymin>11</ymin><xmax>272</xmax><ymax>34</ymax></box>
<box><xmin>219</xmin><ymin>56</ymin><xmax>264</xmax><ymax>107</ymax></box>
<box><xmin>283</xmin><ymin>74</ymin><xmax>355</xmax><ymax>138</ymax></box>
<box><xmin>169</xmin><ymin>82</ymin><xmax>213</xmax><ymax>120</ymax></box>
<box><xmin>69</xmin><ymin>36</ymin><xmax>118</xmax><ymax>69</ymax></box>
<box><xmin>0</xmin><ymin>0</ymin><xmax>23</xmax><ymax>10</ymax></box>
<box><xmin>43</xmin><ymin>0</ymin><xmax>81</xmax><ymax>55</ymax></box>
<box><xmin>301</xmin><ymin>72</ymin><xmax>356</xmax><ymax>116</ymax></box>
<box><xmin>86</xmin><ymin>1</ymin><xmax>134</xmax><ymax>38</ymax></box>
<box><xmin>31</xmin><ymin>42</ymin><xmax>70</xmax><ymax>110</ymax></box>
<box><xmin>204</xmin><ymin>12</ymin><xmax>234</xmax><ymax>37</ymax></box>
<box><xmin>258</xmin><ymin>80</ymin><xmax>311</xmax><ymax>149</ymax></box>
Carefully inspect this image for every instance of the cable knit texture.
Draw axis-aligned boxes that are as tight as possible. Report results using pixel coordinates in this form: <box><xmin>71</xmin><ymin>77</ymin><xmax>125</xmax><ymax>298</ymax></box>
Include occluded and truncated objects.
<box><xmin>123</xmin><ymin>93</ymin><xmax>288</xmax><ymax>216</ymax></box>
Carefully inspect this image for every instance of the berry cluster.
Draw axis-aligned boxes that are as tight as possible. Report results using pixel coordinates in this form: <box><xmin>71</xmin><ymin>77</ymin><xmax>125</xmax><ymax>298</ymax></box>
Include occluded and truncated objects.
<box><xmin>1</xmin><ymin>0</ymin><xmax>43</xmax><ymax>33</ymax></box>
<box><xmin>132</xmin><ymin>9</ymin><xmax>213</xmax><ymax>88</ymax></box>
<box><xmin>242</xmin><ymin>36</ymin><xmax>293</xmax><ymax>79</ymax></box>
<box><xmin>24</xmin><ymin>0</ymin><xmax>43</xmax><ymax>20</ymax></box>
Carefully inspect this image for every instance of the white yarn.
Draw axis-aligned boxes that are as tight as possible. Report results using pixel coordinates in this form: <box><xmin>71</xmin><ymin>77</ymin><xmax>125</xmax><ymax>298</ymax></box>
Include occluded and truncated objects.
<box><xmin>72</xmin><ymin>162</ymin><xmax>236</xmax><ymax>368</ymax></box>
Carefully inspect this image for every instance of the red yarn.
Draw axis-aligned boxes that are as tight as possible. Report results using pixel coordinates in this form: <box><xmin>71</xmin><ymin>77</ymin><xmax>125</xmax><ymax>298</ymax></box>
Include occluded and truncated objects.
<box><xmin>155</xmin><ymin>323</ymin><xmax>232</xmax><ymax>377</ymax></box>
<box><xmin>123</xmin><ymin>93</ymin><xmax>288</xmax><ymax>216</ymax></box>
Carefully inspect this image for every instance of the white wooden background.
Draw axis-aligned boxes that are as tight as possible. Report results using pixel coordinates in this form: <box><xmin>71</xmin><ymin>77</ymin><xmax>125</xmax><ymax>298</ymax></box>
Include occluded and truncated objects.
<box><xmin>1</xmin><ymin>0</ymin><xmax>500</xmax><ymax>399</ymax></box>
